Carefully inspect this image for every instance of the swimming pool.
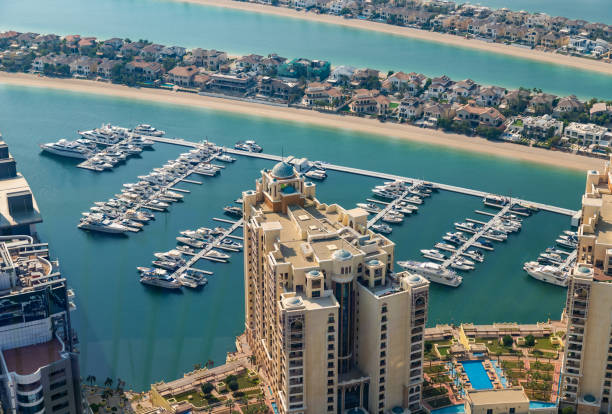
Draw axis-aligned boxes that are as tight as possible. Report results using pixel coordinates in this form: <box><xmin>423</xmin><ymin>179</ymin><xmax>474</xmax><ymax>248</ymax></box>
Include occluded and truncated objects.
<box><xmin>430</xmin><ymin>404</ymin><xmax>465</xmax><ymax>414</ymax></box>
<box><xmin>529</xmin><ymin>401</ymin><xmax>557</xmax><ymax>409</ymax></box>
<box><xmin>461</xmin><ymin>361</ymin><xmax>493</xmax><ymax>390</ymax></box>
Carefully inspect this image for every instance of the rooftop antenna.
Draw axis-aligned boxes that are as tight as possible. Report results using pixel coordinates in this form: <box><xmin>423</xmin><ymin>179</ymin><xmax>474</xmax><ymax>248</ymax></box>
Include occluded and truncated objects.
<box><xmin>281</xmin><ymin>146</ymin><xmax>285</xmax><ymax>162</ymax></box>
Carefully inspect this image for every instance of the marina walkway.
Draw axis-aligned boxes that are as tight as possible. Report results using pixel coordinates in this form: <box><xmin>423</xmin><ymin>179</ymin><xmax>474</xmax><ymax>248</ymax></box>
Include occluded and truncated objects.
<box><xmin>148</xmin><ymin>137</ymin><xmax>578</xmax><ymax>217</ymax></box>
<box><xmin>170</xmin><ymin>219</ymin><xmax>244</xmax><ymax>278</ymax></box>
<box><xmin>367</xmin><ymin>190</ymin><xmax>411</xmax><ymax>227</ymax></box>
<box><xmin>442</xmin><ymin>204</ymin><xmax>513</xmax><ymax>269</ymax></box>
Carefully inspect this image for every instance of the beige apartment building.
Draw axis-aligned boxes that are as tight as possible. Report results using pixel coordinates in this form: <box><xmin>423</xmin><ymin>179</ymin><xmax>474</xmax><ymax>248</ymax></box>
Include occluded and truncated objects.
<box><xmin>242</xmin><ymin>161</ymin><xmax>429</xmax><ymax>414</ymax></box>
<box><xmin>561</xmin><ymin>157</ymin><xmax>612</xmax><ymax>412</ymax></box>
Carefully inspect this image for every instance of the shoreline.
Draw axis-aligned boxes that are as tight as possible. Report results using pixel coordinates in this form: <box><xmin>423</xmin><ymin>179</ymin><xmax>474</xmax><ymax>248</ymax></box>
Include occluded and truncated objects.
<box><xmin>0</xmin><ymin>72</ymin><xmax>602</xmax><ymax>172</ymax></box>
<box><xmin>175</xmin><ymin>0</ymin><xmax>612</xmax><ymax>77</ymax></box>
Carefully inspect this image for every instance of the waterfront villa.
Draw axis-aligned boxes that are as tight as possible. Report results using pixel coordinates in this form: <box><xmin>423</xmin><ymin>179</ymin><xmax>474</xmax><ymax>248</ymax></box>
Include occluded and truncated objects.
<box><xmin>563</xmin><ymin>122</ymin><xmax>612</xmax><ymax>146</ymax></box>
<box><xmin>455</xmin><ymin>103</ymin><xmax>506</xmax><ymax>127</ymax></box>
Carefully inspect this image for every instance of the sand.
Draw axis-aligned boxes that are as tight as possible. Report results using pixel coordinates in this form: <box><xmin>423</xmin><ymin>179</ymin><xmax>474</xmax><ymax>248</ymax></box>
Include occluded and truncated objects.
<box><xmin>177</xmin><ymin>0</ymin><xmax>612</xmax><ymax>77</ymax></box>
<box><xmin>0</xmin><ymin>72</ymin><xmax>603</xmax><ymax>172</ymax></box>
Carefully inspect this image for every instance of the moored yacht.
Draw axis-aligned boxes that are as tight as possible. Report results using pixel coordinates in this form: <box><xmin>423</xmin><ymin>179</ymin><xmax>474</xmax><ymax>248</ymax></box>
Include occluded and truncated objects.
<box><xmin>523</xmin><ymin>262</ymin><xmax>569</xmax><ymax>287</ymax></box>
<box><xmin>396</xmin><ymin>261</ymin><xmax>463</xmax><ymax>287</ymax></box>
<box><xmin>40</xmin><ymin>139</ymin><xmax>95</xmax><ymax>159</ymax></box>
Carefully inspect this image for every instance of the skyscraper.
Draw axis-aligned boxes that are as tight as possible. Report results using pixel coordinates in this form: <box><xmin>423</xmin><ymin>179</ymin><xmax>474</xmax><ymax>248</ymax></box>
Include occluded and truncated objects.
<box><xmin>561</xmin><ymin>159</ymin><xmax>612</xmax><ymax>413</ymax></box>
<box><xmin>242</xmin><ymin>161</ymin><xmax>429</xmax><ymax>414</ymax></box>
<box><xmin>0</xmin><ymin>140</ymin><xmax>82</xmax><ymax>414</ymax></box>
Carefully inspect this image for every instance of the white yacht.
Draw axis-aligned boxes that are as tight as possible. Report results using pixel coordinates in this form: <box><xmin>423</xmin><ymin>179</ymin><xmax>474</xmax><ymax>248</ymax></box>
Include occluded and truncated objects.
<box><xmin>305</xmin><ymin>170</ymin><xmax>327</xmax><ymax>180</ymax></box>
<box><xmin>396</xmin><ymin>261</ymin><xmax>463</xmax><ymax>287</ymax></box>
<box><xmin>78</xmin><ymin>214</ymin><xmax>130</xmax><ymax>234</ymax></box>
<box><xmin>420</xmin><ymin>249</ymin><xmax>445</xmax><ymax>260</ymax></box>
<box><xmin>357</xmin><ymin>203</ymin><xmax>381</xmax><ymax>214</ymax></box>
<box><xmin>523</xmin><ymin>262</ymin><xmax>569</xmax><ymax>287</ymax></box>
<box><xmin>215</xmin><ymin>154</ymin><xmax>236</xmax><ymax>163</ymax></box>
<box><xmin>371</xmin><ymin>223</ymin><xmax>392</xmax><ymax>234</ymax></box>
<box><xmin>133</xmin><ymin>124</ymin><xmax>165</xmax><ymax>136</ymax></box>
<box><xmin>204</xmin><ymin>249</ymin><xmax>230</xmax><ymax>261</ymax></box>
<box><xmin>40</xmin><ymin>139</ymin><xmax>94</xmax><ymax>159</ymax></box>
<box><xmin>140</xmin><ymin>273</ymin><xmax>181</xmax><ymax>289</ymax></box>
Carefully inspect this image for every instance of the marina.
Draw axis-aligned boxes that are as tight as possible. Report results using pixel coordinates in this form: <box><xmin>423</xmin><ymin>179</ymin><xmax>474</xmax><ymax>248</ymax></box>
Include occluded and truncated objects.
<box><xmin>149</xmin><ymin>136</ymin><xmax>578</xmax><ymax>217</ymax></box>
<box><xmin>138</xmin><ymin>217</ymin><xmax>244</xmax><ymax>291</ymax></box>
<box><xmin>40</xmin><ymin>123</ymin><xmax>159</xmax><ymax>171</ymax></box>
<box><xmin>78</xmin><ymin>141</ymin><xmax>225</xmax><ymax>234</ymax></box>
<box><xmin>2</xmin><ymin>85</ymin><xmax>579</xmax><ymax>390</ymax></box>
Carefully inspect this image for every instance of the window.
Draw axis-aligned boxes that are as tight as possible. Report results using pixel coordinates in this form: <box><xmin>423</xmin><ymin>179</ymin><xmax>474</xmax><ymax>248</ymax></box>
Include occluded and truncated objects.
<box><xmin>487</xmin><ymin>410</ymin><xmax>493</xmax><ymax>414</ymax></box>
<box><xmin>51</xmin><ymin>391</ymin><xmax>68</xmax><ymax>401</ymax></box>
<box><xmin>52</xmin><ymin>402</ymin><xmax>70</xmax><ymax>412</ymax></box>
<box><xmin>510</xmin><ymin>409</ymin><xmax>515</xmax><ymax>414</ymax></box>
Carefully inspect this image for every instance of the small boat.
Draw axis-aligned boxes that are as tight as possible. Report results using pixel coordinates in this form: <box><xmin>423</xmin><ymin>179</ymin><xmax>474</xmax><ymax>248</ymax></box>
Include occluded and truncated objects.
<box><xmin>215</xmin><ymin>154</ymin><xmax>236</xmax><ymax>163</ymax></box>
<box><xmin>420</xmin><ymin>249</ymin><xmax>445</xmax><ymax>260</ymax></box>
<box><xmin>382</xmin><ymin>214</ymin><xmax>403</xmax><ymax>224</ymax></box>
<box><xmin>462</xmin><ymin>249</ymin><xmax>484</xmax><ymax>263</ymax></box>
<box><xmin>223</xmin><ymin>206</ymin><xmax>242</xmax><ymax>217</ymax></box>
<box><xmin>371</xmin><ymin>223</ymin><xmax>392</xmax><ymax>234</ymax></box>
<box><xmin>450</xmin><ymin>259</ymin><xmax>475</xmax><ymax>271</ymax></box>
<box><xmin>305</xmin><ymin>170</ymin><xmax>326</xmax><ymax>180</ymax></box>
<box><xmin>205</xmin><ymin>249</ymin><xmax>231</xmax><ymax>261</ymax></box>
<box><xmin>435</xmin><ymin>242</ymin><xmax>456</xmax><ymax>252</ymax></box>
<box><xmin>176</xmin><ymin>237</ymin><xmax>206</xmax><ymax>249</ymax></box>
<box><xmin>219</xmin><ymin>238</ymin><xmax>243</xmax><ymax>250</ymax></box>
<box><xmin>357</xmin><ymin>202</ymin><xmax>381</xmax><ymax>214</ymax></box>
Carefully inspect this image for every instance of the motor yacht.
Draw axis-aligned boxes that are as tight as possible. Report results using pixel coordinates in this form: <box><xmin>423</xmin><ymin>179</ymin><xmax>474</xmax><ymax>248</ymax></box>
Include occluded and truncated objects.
<box><xmin>40</xmin><ymin>139</ymin><xmax>95</xmax><ymax>159</ymax></box>
<box><xmin>523</xmin><ymin>262</ymin><xmax>569</xmax><ymax>287</ymax></box>
<box><xmin>396</xmin><ymin>261</ymin><xmax>462</xmax><ymax>287</ymax></box>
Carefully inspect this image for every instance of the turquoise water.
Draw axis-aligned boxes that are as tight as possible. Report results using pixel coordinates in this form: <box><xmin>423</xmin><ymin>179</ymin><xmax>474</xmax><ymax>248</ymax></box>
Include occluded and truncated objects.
<box><xmin>430</xmin><ymin>405</ymin><xmax>465</xmax><ymax>414</ymax></box>
<box><xmin>0</xmin><ymin>0</ymin><xmax>611</xmax><ymax>99</ymax></box>
<box><xmin>530</xmin><ymin>401</ymin><xmax>557</xmax><ymax>408</ymax></box>
<box><xmin>452</xmin><ymin>0</ymin><xmax>611</xmax><ymax>24</ymax></box>
<box><xmin>461</xmin><ymin>361</ymin><xmax>494</xmax><ymax>389</ymax></box>
<box><xmin>0</xmin><ymin>83</ymin><xmax>581</xmax><ymax>390</ymax></box>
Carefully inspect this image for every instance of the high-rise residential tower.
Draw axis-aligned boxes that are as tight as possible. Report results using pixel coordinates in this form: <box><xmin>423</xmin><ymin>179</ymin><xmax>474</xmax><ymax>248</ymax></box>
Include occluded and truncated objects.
<box><xmin>561</xmin><ymin>159</ymin><xmax>612</xmax><ymax>413</ymax></box>
<box><xmin>242</xmin><ymin>161</ymin><xmax>429</xmax><ymax>414</ymax></box>
<box><xmin>0</xmin><ymin>140</ymin><xmax>82</xmax><ymax>414</ymax></box>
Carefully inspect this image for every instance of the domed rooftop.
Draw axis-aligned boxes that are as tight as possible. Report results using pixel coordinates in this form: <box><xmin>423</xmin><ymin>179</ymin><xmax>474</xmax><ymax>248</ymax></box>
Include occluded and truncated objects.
<box><xmin>367</xmin><ymin>259</ymin><xmax>381</xmax><ymax>266</ymax></box>
<box><xmin>333</xmin><ymin>249</ymin><xmax>352</xmax><ymax>261</ymax></box>
<box><xmin>307</xmin><ymin>270</ymin><xmax>321</xmax><ymax>277</ymax></box>
<box><xmin>271</xmin><ymin>161</ymin><xmax>295</xmax><ymax>179</ymax></box>
<box><xmin>409</xmin><ymin>275</ymin><xmax>421</xmax><ymax>283</ymax></box>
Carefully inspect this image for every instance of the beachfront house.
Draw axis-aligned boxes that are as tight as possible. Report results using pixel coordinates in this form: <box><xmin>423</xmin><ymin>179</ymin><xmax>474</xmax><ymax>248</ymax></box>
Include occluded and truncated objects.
<box><xmin>206</xmin><ymin>73</ymin><xmax>256</xmax><ymax>95</ymax></box>
<box><xmin>455</xmin><ymin>103</ymin><xmax>506</xmax><ymax>127</ymax></box>
<box><xmin>277</xmin><ymin>58</ymin><xmax>331</xmax><ymax>81</ymax></box>
<box><xmin>563</xmin><ymin>122</ymin><xmax>612</xmax><ymax>146</ymax></box>
<box><xmin>476</xmin><ymin>86</ymin><xmax>506</xmax><ymax>107</ymax></box>
<box><xmin>508</xmin><ymin>114</ymin><xmax>563</xmax><ymax>140</ymax></box>
<box><xmin>553</xmin><ymin>95</ymin><xmax>585</xmax><ymax>116</ymax></box>
<box><xmin>397</xmin><ymin>97</ymin><xmax>424</xmax><ymax>119</ymax></box>
<box><xmin>125</xmin><ymin>59</ymin><xmax>163</xmax><ymax>81</ymax></box>
<box><xmin>348</xmin><ymin>89</ymin><xmax>390</xmax><ymax>115</ymax></box>
<box><xmin>165</xmin><ymin>65</ymin><xmax>198</xmax><ymax>87</ymax></box>
<box><xmin>303</xmin><ymin>81</ymin><xmax>343</xmax><ymax>107</ymax></box>
<box><xmin>257</xmin><ymin>77</ymin><xmax>302</xmax><ymax>102</ymax></box>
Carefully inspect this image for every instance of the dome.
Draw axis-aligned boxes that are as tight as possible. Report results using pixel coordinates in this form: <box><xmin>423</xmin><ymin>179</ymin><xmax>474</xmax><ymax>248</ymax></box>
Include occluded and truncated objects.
<box><xmin>410</xmin><ymin>275</ymin><xmax>421</xmax><ymax>283</ymax></box>
<box><xmin>307</xmin><ymin>270</ymin><xmax>321</xmax><ymax>277</ymax></box>
<box><xmin>271</xmin><ymin>161</ymin><xmax>295</xmax><ymax>179</ymax></box>
<box><xmin>333</xmin><ymin>249</ymin><xmax>352</xmax><ymax>261</ymax></box>
<box><xmin>367</xmin><ymin>259</ymin><xmax>381</xmax><ymax>266</ymax></box>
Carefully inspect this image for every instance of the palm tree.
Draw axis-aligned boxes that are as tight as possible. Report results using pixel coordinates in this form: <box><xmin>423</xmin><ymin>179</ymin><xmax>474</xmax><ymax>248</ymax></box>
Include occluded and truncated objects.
<box><xmin>104</xmin><ymin>377</ymin><xmax>113</xmax><ymax>389</ymax></box>
<box><xmin>226</xmin><ymin>398</ymin><xmax>234</xmax><ymax>414</ymax></box>
<box><xmin>205</xmin><ymin>359</ymin><xmax>214</xmax><ymax>369</ymax></box>
<box><xmin>194</xmin><ymin>363</ymin><xmax>202</xmax><ymax>371</ymax></box>
<box><xmin>248</xmin><ymin>355</ymin><xmax>256</xmax><ymax>365</ymax></box>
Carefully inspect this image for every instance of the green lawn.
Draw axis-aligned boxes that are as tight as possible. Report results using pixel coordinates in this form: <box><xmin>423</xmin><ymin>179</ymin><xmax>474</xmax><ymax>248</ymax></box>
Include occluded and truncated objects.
<box><xmin>475</xmin><ymin>337</ymin><xmax>514</xmax><ymax>355</ymax></box>
<box><xmin>174</xmin><ymin>391</ymin><xmax>208</xmax><ymax>407</ymax></box>
<box><xmin>531</xmin><ymin>361</ymin><xmax>554</xmax><ymax>371</ymax></box>
<box><xmin>422</xmin><ymin>386</ymin><xmax>448</xmax><ymax>399</ymax></box>
<box><xmin>428</xmin><ymin>396</ymin><xmax>452</xmax><ymax>408</ymax></box>
<box><xmin>389</xmin><ymin>102</ymin><xmax>399</xmax><ymax>109</ymax></box>
<box><xmin>501</xmin><ymin>360</ymin><xmax>524</xmax><ymax>370</ymax></box>
<box><xmin>533</xmin><ymin>337</ymin><xmax>559</xmax><ymax>351</ymax></box>
<box><xmin>438</xmin><ymin>346</ymin><xmax>450</xmax><ymax>356</ymax></box>
<box><xmin>425</xmin><ymin>365</ymin><xmax>447</xmax><ymax>374</ymax></box>
<box><xmin>236</xmin><ymin>373</ymin><xmax>260</xmax><ymax>389</ymax></box>
<box><xmin>242</xmin><ymin>403</ymin><xmax>271</xmax><ymax>414</ymax></box>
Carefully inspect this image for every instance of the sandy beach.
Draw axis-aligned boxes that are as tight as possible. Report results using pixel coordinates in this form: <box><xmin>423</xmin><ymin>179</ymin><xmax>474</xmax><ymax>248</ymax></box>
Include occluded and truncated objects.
<box><xmin>0</xmin><ymin>72</ymin><xmax>603</xmax><ymax>172</ymax></box>
<box><xmin>175</xmin><ymin>0</ymin><xmax>612</xmax><ymax>77</ymax></box>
